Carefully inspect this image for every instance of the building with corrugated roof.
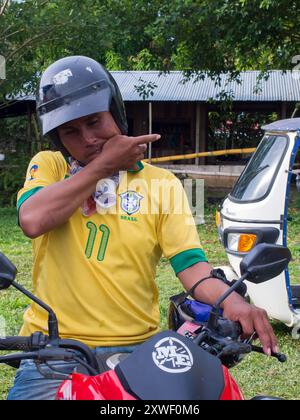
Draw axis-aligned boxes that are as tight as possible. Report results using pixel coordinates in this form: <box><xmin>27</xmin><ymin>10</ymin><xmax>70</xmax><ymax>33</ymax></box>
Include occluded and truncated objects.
<box><xmin>1</xmin><ymin>70</ymin><xmax>299</xmax><ymax>168</ymax></box>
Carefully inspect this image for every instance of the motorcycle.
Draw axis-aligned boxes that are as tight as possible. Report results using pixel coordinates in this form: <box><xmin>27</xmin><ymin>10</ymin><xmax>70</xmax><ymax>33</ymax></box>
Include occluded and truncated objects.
<box><xmin>0</xmin><ymin>243</ymin><xmax>291</xmax><ymax>400</ymax></box>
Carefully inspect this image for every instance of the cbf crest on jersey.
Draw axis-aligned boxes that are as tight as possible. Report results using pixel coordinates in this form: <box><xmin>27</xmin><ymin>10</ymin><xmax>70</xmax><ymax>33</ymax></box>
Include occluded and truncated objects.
<box><xmin>27</xmin><ymin>164</ymin><xmax>38</xmax><ymax>181</ymax></box>
<box><xmin>119</xmin><ymin>191</ymin><xmax>143</xmax><ymax>215</ymax></box>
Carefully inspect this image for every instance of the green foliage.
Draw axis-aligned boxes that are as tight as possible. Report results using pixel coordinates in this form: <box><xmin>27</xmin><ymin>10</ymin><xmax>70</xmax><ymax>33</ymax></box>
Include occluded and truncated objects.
<box><xmin>0</xmin><ymin>155</ymin><xmax>27</xmax><ymax>207</ymax></box>
<box><xmin>0</xmin><ymin>0</ymin><xmax>299</xmax><ymax>101</ymax></box>
<box><xmin>142</xmin><ymin>0</ymin><xmax>300</xmax><ymax>78</ymax></box>
<box><xmin>0</xmin><ymin>118</ymin><xmax>25</xmax><ymax>206</ymax></box>
<box><xmin>0</xmin><ymin>0</ymin><xmax>162</xmax><ymax>98</ymax></box>
<box><xmin>133</xmin><ymin>77</ymin><xmax>158</xmax><ymax>100</ymax></box>
<box><xmin>0</xmin><ymin>116</ymin><xmax>43</xmax><ymax>207</ymax></box>
<box><xmin>208</xmin><ymin>110</ymin><xmax>278</xmax><ymax>152</ymax></box>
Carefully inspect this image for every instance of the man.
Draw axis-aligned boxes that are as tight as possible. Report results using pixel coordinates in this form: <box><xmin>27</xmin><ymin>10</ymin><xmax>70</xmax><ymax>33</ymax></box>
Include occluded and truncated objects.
<box><xmin>8</xmin><ymin>56</ymin><xmax>277</xmax><ymax>400</ymax></box>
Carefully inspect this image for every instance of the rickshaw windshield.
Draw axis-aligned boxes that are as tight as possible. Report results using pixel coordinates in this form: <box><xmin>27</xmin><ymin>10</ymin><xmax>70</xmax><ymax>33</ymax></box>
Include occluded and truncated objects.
<box><xmin>230</xmin><ymin>135</ymin><xmax>289</xmax><ymax>202</ymax></box>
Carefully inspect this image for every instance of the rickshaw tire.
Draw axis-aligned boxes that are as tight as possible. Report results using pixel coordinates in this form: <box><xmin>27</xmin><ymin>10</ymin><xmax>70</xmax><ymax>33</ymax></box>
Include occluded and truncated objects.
<box><xmin>291</xmin><ymin>323</ymin><xmax>300</xmax><ymax>340</ymax></box>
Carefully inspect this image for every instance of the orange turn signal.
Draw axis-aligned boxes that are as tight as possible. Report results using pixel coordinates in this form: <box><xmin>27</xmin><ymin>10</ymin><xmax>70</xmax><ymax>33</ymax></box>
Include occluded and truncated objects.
<box><xmin>216</xmin><ymin>211</ymin><xmax>221</xmax><ymax>227</ymax></box>
<box><xmin>238</xmin><ymin>234</ymin><xmax>257</xmax><ymax>253</ymax></box>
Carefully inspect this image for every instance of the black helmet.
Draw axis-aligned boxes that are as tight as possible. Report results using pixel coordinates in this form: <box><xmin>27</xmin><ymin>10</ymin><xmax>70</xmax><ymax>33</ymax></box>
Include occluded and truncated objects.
<box><xmin>36</xmin><ymin>56</ymin><xmax>128</xmax><ymax>156</ymax></box>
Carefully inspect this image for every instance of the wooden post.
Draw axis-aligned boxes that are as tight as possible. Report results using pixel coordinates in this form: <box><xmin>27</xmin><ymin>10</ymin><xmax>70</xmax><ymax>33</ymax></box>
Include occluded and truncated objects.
<box><xmin>195</xmin><ymin>103</ymin><xmax>200</xmax><ymax>165</ymax></box>
<box><xmin>148</xmin><ymin>102</ymin><xmax>152</xmax><ymax>163</ymax></box>
<box><xmin>195</xmin><ymin>104</ymin><xmax>207</xmax><ymax>165</ymax></box>
<box><xmin>281</xmin><ymin>102</ymin><xmax>287</xmax><ymax>119</ymax></box>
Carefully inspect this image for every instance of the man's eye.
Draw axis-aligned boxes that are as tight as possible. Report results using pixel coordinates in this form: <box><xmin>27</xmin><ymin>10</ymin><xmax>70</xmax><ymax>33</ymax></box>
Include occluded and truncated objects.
<box><xmin>88</xmin><ymin>119</ymin><xmax>99</xmax><ymax>126</ymax></box>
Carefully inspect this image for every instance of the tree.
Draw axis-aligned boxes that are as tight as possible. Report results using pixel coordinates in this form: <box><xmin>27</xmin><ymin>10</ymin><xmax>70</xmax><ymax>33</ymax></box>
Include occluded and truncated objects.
<box><xmin>0</xmin><ymin>0</ymin><xmax>299</xmax><ymax>99</ymax></box>
<box><xmin>0</xmin><ymin>1</ymin><xmax>101</xmax><ymax>96</ymax></box>
<box><xmin>129</xmin><ymin>0</ymin><xmax>300</xmax><ymax>79</ymax></box>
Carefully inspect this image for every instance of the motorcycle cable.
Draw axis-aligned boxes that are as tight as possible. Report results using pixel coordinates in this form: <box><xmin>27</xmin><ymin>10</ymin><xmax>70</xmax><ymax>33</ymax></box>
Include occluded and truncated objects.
<box><xmin>35</xmin><ymin>361</ymin><xmax>71</xmax><ymax>380</ymax></box>
<box><xmin>36</xmin><ymin>356</ymin><xmax>99</xmax><ymax>379</ymax></box>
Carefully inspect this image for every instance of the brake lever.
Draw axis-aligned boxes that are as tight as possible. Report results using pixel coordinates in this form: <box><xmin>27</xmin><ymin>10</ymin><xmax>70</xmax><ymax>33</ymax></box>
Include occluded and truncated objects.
<box><xmin>218</xmin><ymin>342</ymin><xmax>252</xmax><ymax>358</ymax></box>
<box><xmin>251</xmin><ymin>345</ymin><xmax>287</xmax><ymax>363</ymax></box>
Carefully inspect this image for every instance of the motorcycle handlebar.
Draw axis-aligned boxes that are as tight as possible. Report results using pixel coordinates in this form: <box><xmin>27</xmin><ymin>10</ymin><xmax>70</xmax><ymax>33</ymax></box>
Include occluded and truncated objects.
<box><xmin>0</xmin><ymin>332</ymin><xmax>49</xmax><ymax>352</ymax></box>
<box><xmin>0</xmin><ymin>336</ymin><xmax>34</xmax><ymax>352</ymax></box>
<box><xmin>0</xmin><ymin>334</ymin><xmax>99</xmax><ymax>373</ymax></box>
<box><xmin>0</xmin><ymin>349</ymin><xmax>76</xmax><ymax>364</ymax></box>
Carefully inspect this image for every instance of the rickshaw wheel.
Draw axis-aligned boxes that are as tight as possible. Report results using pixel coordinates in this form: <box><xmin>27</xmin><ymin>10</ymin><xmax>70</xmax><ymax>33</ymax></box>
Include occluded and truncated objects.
<box><xmin>292</xmin><ymin>323</ymin><xmax>300</xmax><ymax>340</ymax></box>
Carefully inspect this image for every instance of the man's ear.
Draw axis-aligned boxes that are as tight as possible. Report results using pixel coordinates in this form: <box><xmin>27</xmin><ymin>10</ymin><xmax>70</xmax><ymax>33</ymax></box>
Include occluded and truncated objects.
<box><xmin>49</xmin><ymin>130</ymin><xmax>70</xmax><ymax>158</ymax></box>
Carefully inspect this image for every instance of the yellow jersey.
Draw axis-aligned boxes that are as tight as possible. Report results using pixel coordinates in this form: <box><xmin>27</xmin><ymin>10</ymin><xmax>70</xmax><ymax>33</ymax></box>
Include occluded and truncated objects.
<box><xmin>17</xmin><ymin>151</ymin><xmax>207</xmax><ymax>348</ymax></box>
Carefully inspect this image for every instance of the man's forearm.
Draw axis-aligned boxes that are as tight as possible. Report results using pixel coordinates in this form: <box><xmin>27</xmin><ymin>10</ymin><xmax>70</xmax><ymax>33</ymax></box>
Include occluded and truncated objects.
<box><xmin>193</xmin><ymin>277</ymin><xmax>244</xmax><ymax>309</ymax></box>
<box><xmin>178</xmin><ymin>261</ymin><xmax>243</xmax><ymax>308</ymax></box>
<box><xmin>19</xmin><ymin>164</ymin><xmax>111</xmax><ymax>238</ymax></box>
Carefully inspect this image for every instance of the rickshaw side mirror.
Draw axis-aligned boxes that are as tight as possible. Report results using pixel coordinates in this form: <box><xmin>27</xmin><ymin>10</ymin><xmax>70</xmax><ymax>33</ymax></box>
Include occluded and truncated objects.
<box><xmin>240</xmin><ymin>243</ymin><xmax>291</xmax><ymax>284</ymax></box>
<box><xmin>0</xmin><ymin>252</ymin><xmax>17</xmax><ymax>290</ymax></box>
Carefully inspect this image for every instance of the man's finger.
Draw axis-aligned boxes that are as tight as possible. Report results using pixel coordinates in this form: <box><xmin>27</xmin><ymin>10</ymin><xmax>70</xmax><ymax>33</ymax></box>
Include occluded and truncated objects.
<box><xmin>132</xmin><ymin>134</ymin><xmax>161</xmax><ymax>145</ymax></box>
<box><xmin>253</xmin><ymin>313</ymin><xmax>275</xmax><ymax>355</ymax></box>
<box><xmin>239</xmin><ymin>317</ymin><xmax>255</xmax><ymax>338</ymax></box>
<box><xmin>255</xmin><ymin>315</ymin><xmax>278</xmax><ymax>355</ymax></box>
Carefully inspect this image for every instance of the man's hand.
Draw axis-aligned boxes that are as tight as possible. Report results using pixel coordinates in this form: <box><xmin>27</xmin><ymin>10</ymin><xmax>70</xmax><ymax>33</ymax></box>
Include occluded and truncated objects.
<box><xmin>223</xmin><ymin>294</ymin><xmax>278</xmax><ymax>356</ymax></box>
<box><xmin>178</xmin><ymin>262</ymin><xmax>278</xmax><ymax>356</ymax></box>
<box><xmin>93</xmin><ymin>133</ymin><xmax>161</xmax><ymax>173</ymax></box>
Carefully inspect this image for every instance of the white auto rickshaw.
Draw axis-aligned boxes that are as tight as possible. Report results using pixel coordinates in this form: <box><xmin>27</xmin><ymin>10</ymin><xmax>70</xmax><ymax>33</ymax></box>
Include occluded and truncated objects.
<box><xmin>216</xmin><ymin>118</ymin><xmax>300</xmax><ymax>338</ymax></box>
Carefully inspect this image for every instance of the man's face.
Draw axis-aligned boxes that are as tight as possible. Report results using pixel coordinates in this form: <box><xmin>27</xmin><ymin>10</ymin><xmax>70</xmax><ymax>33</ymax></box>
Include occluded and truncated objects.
<box><xmin>57</xmin><ymin>111</ymin><xmax>121</xmax><ymax>164</ymax></box>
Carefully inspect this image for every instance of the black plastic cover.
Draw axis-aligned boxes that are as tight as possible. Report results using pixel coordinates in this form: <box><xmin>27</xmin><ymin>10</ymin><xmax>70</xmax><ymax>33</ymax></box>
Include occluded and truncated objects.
<box><xmin>115</xmin><ymin>330</ymin><xmax>225</xmax><ymax>400</ymax></box>
<box><xmin>240</xmin><ymin>243</ymin><xmax>291</xmax><ymax>283</ymax></box>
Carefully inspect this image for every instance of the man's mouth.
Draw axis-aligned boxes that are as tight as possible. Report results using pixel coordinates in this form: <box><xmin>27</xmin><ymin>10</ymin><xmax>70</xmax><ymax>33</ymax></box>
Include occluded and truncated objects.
<box><xmin>87</xmin><ymin>146</ymin><xmax>103</xmax><ymax>157</ymax></box>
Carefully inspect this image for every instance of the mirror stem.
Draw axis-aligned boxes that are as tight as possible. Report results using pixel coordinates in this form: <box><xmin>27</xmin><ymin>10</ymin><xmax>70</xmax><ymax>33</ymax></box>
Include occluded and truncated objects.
<box><xmin>215</xmin><ymin>272</ymin><xmax>249</xmax><ymax>309</ymax></box>
<box><xmin>207</xmin><ymin>272</ymin><xmax>249</xmax><ymax>331</ymax></box>
<box><xmin>12</xmin><ymin>281</ymin><xmax>59</xmax><ymax>341</ymax></box>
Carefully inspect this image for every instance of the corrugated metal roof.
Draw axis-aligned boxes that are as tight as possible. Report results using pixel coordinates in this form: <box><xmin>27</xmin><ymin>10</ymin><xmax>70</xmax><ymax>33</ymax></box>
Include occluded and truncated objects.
<box><xmin>4</xmin><ymin>70</ymin><xmax>300</xmax><ymax>106</ymax></box>
<box><xmin>111</xmin><ymin>70</ymin><xmax>300</xmax><ymax>102</ymax></box>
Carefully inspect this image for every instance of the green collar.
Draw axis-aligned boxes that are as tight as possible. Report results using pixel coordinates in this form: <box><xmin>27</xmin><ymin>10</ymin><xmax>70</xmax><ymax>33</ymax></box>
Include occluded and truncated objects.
<box><xmin>128</xmin><ymin>161</ymin><xmax>144</xmax><ymax>173</ymax></box>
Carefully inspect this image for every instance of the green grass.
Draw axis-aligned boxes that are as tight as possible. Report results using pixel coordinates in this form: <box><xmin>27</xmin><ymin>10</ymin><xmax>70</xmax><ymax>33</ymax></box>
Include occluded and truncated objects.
<box><xmin>0</xmin><ymin>202</ymin><xmax>300</xmax><ymax>400</ymax></box>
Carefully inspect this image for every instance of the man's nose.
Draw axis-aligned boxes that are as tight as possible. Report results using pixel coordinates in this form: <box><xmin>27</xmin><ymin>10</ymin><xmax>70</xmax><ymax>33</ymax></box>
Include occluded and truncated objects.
<box><xmin>81</xmin><ymin>127</ymin><xmax>98</xmax><ymax>145</ymax></box>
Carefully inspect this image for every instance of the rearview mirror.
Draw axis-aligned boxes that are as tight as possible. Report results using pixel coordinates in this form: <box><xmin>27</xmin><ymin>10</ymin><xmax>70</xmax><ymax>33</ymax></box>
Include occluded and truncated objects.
<box><xmin>240</xmin><ymin>243</ymin><xmax>291</xmax><ymax>284</ymax></box>
<box><xmin>0</xmin><ymin>252</ymin><xmax>17</xmax><ymax>290</ymax></box>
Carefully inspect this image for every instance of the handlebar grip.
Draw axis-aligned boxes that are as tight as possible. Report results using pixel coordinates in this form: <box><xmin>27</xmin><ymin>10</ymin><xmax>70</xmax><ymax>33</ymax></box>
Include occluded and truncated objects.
<box><xmin>0</xmin><ymin>332</ymin><xmax>49</xmax><ymax>352</ymax></box>
<box><xmin>0</xmin><ymin>336</ymin><xmax>32</xmax><ymax>352</ymax></box>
